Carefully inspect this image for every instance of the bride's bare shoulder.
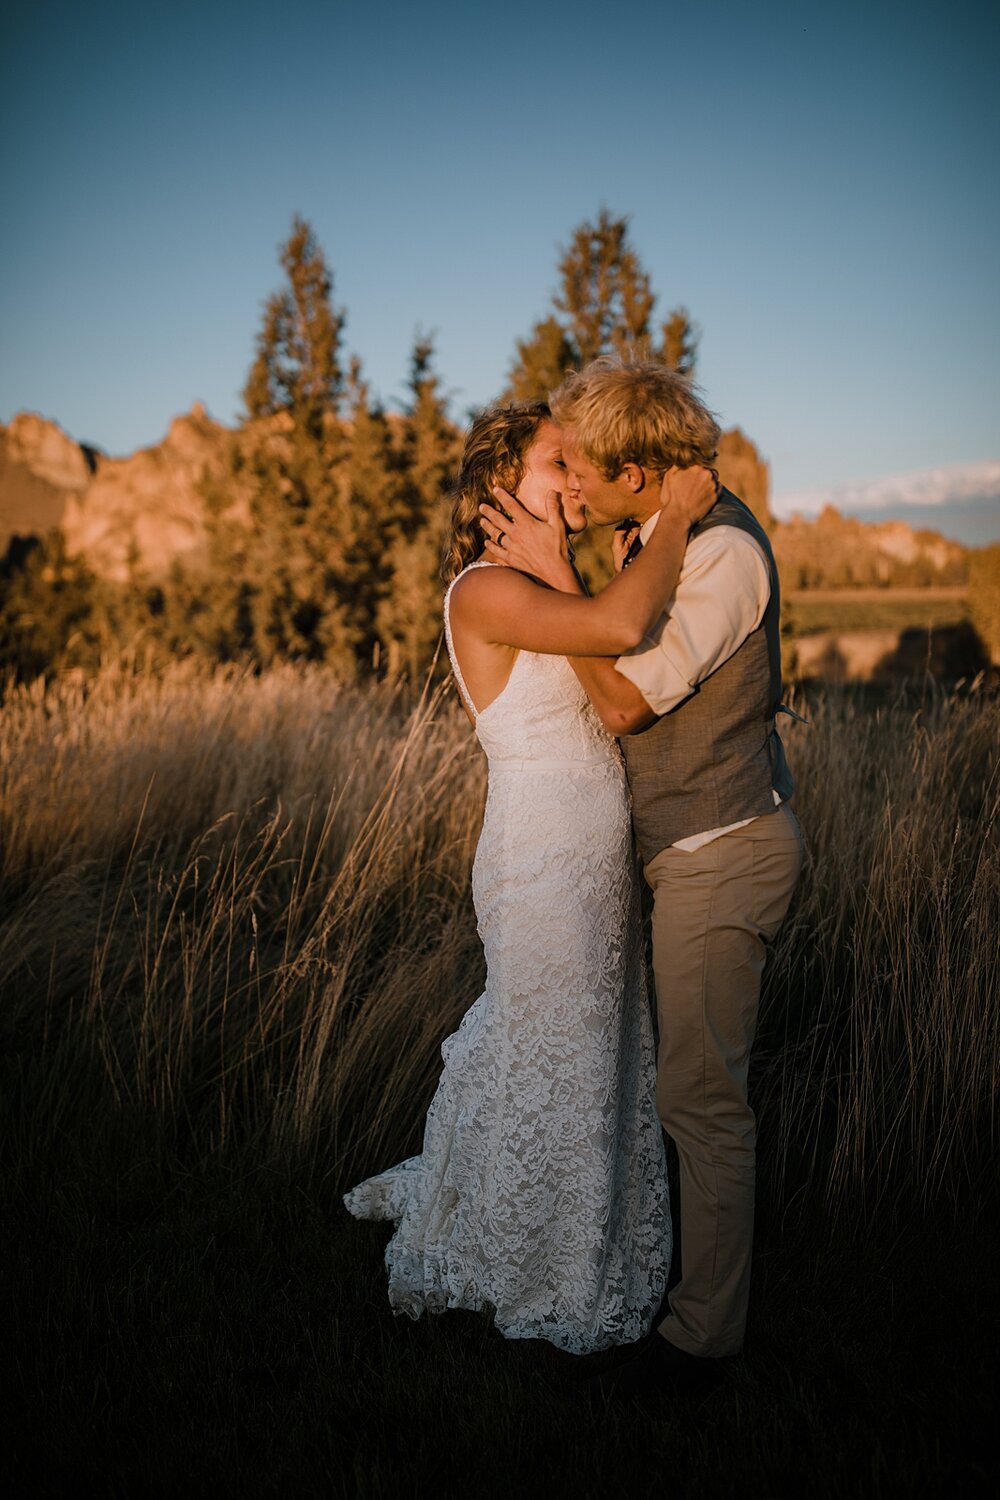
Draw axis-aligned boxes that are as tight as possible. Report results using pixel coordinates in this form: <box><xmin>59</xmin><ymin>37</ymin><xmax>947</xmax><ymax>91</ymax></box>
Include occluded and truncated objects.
<box><xmin>449</xmin><ymin>564</ymin><xmax>536</xmax><ymax>617</ymax></box>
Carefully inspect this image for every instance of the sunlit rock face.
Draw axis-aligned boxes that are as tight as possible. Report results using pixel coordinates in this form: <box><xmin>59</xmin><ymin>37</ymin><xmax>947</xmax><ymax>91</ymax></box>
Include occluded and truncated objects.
<box><xmin>0</xmin><ymin>404</ymin><xmax>233</xmax><ymax>579</ymax></box>
<box><xmin>772</xmin><ymin>505</ymin><xmax>967</xmax><ymax>588</ymax></box>
<box><xmin>716</xmin><ymin>427</ymin><xmax>772</xmax><ymax>529</ymax></box>
<box><xmin>870</xmin><ymin>521</ymin><xmax>958</xmax><ymax>571</ymax></box>
<box><xmin>3</xmin><ymin>411</ymin><xmax>94</xmax><ymax>491</ymax></box>
<box><xmin>0</xmin><ymin>412</ymin><xmax>95</xmax><ymax>550</ymax></box>
<box><xmin>61</xmin><ymin>403</ymin><xmax>231</xmax><ymax>580</ymax></box>
<box><xmin>0</xmin><ymin>405</ymin><xmax>971</xmax><ymax>597</ymax></box>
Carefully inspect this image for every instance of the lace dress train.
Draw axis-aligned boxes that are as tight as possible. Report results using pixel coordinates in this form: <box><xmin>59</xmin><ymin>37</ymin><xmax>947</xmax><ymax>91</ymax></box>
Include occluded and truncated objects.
<box><xmin>344</xmin><ymin>561</ymin><xmax>670</xmax><ymax>1354</ymax></box>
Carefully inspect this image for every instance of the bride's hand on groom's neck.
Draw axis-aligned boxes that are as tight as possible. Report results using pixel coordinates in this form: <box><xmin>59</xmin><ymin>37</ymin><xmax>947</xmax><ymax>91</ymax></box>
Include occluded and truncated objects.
<box><xmin>659</xmin><ymin>465</ymin><xmax>720</xmax><ymax>532</ymax></box>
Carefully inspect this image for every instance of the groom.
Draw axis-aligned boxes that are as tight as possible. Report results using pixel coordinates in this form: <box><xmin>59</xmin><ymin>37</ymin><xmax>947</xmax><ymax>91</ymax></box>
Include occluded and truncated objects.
<box><xmin>480</xmin><ymin>355</ymin><xmax>803</xmax><ymax>1394</ymax></box>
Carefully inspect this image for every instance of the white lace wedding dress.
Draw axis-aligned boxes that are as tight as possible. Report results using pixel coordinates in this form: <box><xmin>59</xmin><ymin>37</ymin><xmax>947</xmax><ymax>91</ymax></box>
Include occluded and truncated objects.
<box><xmin>343</xmin><ymin>561</ymin><xmax>670</xmax><ymax>1353</ymax></box>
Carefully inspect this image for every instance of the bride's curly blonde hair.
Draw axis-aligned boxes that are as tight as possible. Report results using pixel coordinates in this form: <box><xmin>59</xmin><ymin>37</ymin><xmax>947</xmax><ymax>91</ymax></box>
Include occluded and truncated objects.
<box><xmin>441</xmin><ymin>401</ymin><xmax>552</xmax><ymax>584</ymax></box>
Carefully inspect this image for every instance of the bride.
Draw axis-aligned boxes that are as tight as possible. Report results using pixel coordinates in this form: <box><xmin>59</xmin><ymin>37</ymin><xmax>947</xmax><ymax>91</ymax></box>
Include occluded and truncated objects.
<box><xmin>344</xmin><ymin>400</ymin><xmax>716</xmax><ymax>1354</ymax></box>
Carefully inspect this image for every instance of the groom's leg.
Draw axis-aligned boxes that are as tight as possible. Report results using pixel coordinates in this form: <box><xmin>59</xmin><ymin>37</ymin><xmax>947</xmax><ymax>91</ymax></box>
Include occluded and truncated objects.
<box><xmin>644</xmin><ymin>804</ymin><xmax>803</xmax><ymax>1358</ymax></box>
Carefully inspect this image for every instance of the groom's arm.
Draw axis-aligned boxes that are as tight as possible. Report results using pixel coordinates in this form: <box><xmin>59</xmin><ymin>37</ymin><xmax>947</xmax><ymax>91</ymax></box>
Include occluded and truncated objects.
<box><xmin>506</xmin><ymin>526</ymin><xmax>770</xmax><ymax>737</ymax></box>
<box><xmin>613</xmin><ymin>526</ymin><xmax>771</xmax><ymax>723</ymax></box>
<box><xmin>478</xmin><ymin>522</ymin><xmax>769</xmax><ymax>737</ymax></box>
<box><xmin>477</xmin><ymin>469</ymin><xmax>719</xmax><ymax>734</ymax></box>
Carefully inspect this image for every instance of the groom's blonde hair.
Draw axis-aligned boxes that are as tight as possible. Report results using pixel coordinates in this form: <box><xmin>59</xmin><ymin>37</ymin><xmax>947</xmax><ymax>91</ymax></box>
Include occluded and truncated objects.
<box><xmin>550</xmin><ymin>354</ymin><xmax>721</xmax><ymax>479</ymax></box>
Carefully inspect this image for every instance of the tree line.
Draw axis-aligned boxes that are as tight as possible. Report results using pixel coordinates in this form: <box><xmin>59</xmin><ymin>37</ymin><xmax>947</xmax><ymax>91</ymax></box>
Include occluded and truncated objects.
<box><xmin>4</xmin><ymin>212</ymin><xmax>997</xmax><ymax>680</ymax></box>
<box><xmin>2</xmin><ymin>211</ymin><xmax>705</xmax><ymax>682</ymax></box>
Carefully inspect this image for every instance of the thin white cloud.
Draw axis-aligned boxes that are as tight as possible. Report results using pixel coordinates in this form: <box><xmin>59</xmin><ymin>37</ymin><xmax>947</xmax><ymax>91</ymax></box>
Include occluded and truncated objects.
<box><xmin>774</xmin><ymin>459</ymin><xmax>1000</xmax><ymax>518</ymax></box>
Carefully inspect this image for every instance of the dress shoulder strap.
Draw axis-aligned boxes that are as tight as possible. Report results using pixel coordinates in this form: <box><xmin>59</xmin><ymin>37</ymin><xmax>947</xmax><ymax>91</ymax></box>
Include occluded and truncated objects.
<box><xmin>443</xmin><ymin>560</ymin><xmax>496</xmax><ymax>720</ymax></box>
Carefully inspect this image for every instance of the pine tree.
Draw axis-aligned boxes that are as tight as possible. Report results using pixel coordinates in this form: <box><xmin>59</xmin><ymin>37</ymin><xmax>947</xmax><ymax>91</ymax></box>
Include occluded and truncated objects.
<box><xmin>220</xmin><ymin>218</ymin><xmax>357</xmax><ymax>669</ymax></box>
<box><xmin>660</xmin><ymin>307</ymin><xmax>698</xmax><ymax>377</ymax></box>
<box><xmin>340</xmin><ymin>356</ymin><xmax>405</xmax><ymax>668</ymax></box>
<box><xmin>554</xmin><ymin>209</ymin><xmax>655</xmax><ymax>363</ymax></box>
<box><xmin>397</xmin><ymin>335</ymin><xmax>457</xmax><ymax>530</ymax></box>
<box><xmin>505</xmin><ymin>316</ymin><xmax>576</xmax><ymax>403</ymax></box>
<box><xmin>968</xmin><ymin>543</ymin><xmax>1000</xmax><ymax>664</ymax></box>
<box><xmin>375</xmin><ymin>524</ymin><xmax>445</xmax><ymax>681</ymax></box>
<box><xmin>243</xmin><ymin>216</ymin><xmax>344</xmax><ymax>431</ymax></box>
<box><xmin>505</xmin><ymin>211</ymin><xmax>660</xmax><ymax>397</ymax></box>
<box><xmin>0</xmin><ymin>531</ymin><xmax>101</xmax><ymax>678</ymax></box>
<box><xmin>187</xmin><ymin>441</ymin><xmax>256</xmax><ymax>661</ymax></box>
<box><xmin>377</xmin><ymin>336</ymin><xmax>458</xmax><ymax>679</ymax></box>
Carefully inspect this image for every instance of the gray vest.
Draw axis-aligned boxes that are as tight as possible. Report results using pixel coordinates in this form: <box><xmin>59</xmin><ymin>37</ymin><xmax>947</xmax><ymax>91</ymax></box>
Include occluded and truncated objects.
<box><xmin>621</xmin><ymin>490</ymin><xmax>794</xmax><ymax>863</ymax></box>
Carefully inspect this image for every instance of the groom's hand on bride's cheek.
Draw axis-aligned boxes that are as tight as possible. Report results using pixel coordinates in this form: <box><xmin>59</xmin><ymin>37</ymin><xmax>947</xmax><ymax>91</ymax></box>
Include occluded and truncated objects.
<box><xmin>480</xmin><ymin>486</ymin><xmax>544</xmax><ymax>571</ymax></box>
<box><xmin>479</xmin><ymin>490</ymin><xmax>518</xmax><ymax>568</ymax></box>
<box><xmin>481</xmin><ymin>488</ymin><xmax>572</xmax><ymax>582</ymax></box>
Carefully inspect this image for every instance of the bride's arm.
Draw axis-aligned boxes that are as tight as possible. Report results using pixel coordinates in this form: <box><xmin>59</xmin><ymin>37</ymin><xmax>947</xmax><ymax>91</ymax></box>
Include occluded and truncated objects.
<box><xmin>448</xmin><ymin>500</ymin><xmax>695</xmax><ymax>658</ymax></box>
<box><xmin>472</xmin><ymin>467</ymin><xmax>715</xmax><ymax>727</ymax></box>
<box><xmin>506</xmin><ymin>559</ymin><xmax>658</xmax><ymax>733</ymax></box>
<box><xmin>548</xmin><ymin>544</ymin><xmax>660</xmax><ymax>734</ymax></box>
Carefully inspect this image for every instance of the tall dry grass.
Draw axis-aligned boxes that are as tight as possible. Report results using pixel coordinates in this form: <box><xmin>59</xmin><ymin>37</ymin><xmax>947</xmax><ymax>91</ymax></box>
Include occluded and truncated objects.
<box><xmin>1</xmin><ymin>662</ymin><xmax>484</xmax><ymax>1177</ymax></box>
<box><xmin>757</xmin><ymin>683</ymin><xmax>999</xmax><ymax>1229</ymax></box>
<box><xmin>2</xmin><ymin>661</ymin><xmax>997</xmax><ymax>1235</ymax></box>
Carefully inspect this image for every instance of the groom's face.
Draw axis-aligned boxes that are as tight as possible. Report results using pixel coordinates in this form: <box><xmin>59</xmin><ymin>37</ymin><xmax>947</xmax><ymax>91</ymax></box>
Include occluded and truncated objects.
<box><xmin>562</xmin><ymin>431</ymin><xmax>636</xmax><ymax>527</ymax></box>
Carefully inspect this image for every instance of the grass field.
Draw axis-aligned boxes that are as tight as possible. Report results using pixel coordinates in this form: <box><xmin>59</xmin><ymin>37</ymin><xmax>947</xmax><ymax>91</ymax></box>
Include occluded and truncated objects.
<box><xmin>3</xmin><ymin>662</ymin><xmax>999</xmax><ymax>1497</ymax></box>
<box><xmin>784</xmin><ymin>586</ymin><xmax>969</xmax><ymax>637</ymax></box>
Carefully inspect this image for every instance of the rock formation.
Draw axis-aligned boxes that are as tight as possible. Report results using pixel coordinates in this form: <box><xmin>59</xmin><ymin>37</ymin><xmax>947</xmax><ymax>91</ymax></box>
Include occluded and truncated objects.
<box><xmin>0</xmin><ymin>404</ymin><xmax>230</xmax><ymax>581</ymax></box>
<box><xmin>773</xmin><ymin>504</ymin><xmax>966</xmax><ymax>588</ymax></box>
<box><xmin>716</xmin><ymin>426</ymin><xmax>772</xmax><ymax>528</ymax></box>
<box><xmin>0</xmin><ymin>408</ymin><xmax>970</xmax><ymax>594</ymax></box>
<box><xmin>60</xmin><ymin>403</ymin><xmax>230</xmax><ymax>581</ymax></box>
<box><xmin>0</xmin><ymin>412</ymin><xmax>95</xmax><ymax>550</ymax></box>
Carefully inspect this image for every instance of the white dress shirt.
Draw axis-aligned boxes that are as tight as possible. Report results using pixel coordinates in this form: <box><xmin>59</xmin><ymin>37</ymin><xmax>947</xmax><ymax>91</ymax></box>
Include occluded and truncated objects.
<box><xmin>615</xmin><ymin>510</ymin><xmax>780</xmax><ymax>852</ymax></box>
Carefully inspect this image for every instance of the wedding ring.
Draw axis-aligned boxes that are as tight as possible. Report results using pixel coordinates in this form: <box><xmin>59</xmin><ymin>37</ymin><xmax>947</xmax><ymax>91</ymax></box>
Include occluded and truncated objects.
<box><xmin>497</xmin><ymin>530</ymin><xmax>505</xmax><ymax>547</ymax></box>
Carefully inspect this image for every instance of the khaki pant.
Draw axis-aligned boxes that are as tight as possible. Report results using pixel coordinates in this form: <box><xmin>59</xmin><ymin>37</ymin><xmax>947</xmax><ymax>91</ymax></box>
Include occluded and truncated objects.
<box><xmin>644</xmin><ymin>803</ymin><xmax>803</xmax><ymax>1357</ymax></box>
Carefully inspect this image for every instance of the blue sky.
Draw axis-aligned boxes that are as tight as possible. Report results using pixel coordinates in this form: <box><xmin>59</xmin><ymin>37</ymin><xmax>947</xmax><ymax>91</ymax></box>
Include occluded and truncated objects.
<box><xmin>2</xmin><ymin>0</ymin><xmax>997</xmax><ymax>524</ymax></box>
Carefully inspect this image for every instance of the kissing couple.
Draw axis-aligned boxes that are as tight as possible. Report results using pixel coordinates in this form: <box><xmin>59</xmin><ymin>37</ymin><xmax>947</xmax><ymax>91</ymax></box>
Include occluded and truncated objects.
<box><xmin>345</xmin><ymin>354</ymin><xmax>804</xmax><ymax>1398</ymax></box>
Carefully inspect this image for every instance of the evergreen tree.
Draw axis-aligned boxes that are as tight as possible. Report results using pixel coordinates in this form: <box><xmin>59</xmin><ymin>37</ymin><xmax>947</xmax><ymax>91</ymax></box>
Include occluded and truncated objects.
<box><xmin>220</xmin><ymin>218</ymin><xmax>357</xmax><ymax>670</ymax></box>
<box><xmin>195</xmin><ymin>436</ymin><xmax>257</xmax><ymax>661</ymax></box>
<box><xmin>243</xmin><ymin>216</ymin><xmax>345</xmax><ymax>430</ymax></box>
<box><xmin>506</xmin><ymin>210</ymin><xmax>674</xmax><ymax>398</ymax></box>
<box><xmin>554</xmin><ymin>209</ymin><xmax>655</xmax><ymax>362</ymax></box>
<box><xmin>340</xmin><ymin>356</ymin><xmax>405</xmax><ymax>668</ymax></box>
<box><xmin>397</xmin><ymin>335</ymin><xmax>457</xmax><ymax>530</ymax></box>
<box><xmin>0</xmin><ymin>531</ymin><xmax>102</xmax><ymax>679</ymax></box>
<box><xmin>375</xmin><ymin>525</ymin><xmax>445</xmax><ymax>681</ymax></box>
<box><xmin>505</xmin><ymin>316</ymin><xmax>576</xmax><ymax>404</ymax></box>
<box><xmin>968</xmin><ymin>543</ymin><xmax>1000</xmax><ymax>664</ymax></box>
<box><xmin>501</xmin><ymin>214</ymin><xmax>725</xmax><ymax>587</ymax></box>
<box><xmin>152</xmin><ymin>558</ymin><xmax>218</xmax><ymax>662</ymax></box>
<box><xmin>377</xmin><ymin>336</ymin><xmax>458</xmax><ymax>678</ymax></box>
<box><xmin>660</xmin><ymin>306</ymin><xmax>698</xmax><ymax>376</ymax></box>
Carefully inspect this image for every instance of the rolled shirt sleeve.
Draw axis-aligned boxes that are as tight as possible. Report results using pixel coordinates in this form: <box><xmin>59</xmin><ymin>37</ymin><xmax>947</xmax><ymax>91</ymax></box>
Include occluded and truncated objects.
<box><xmin>614</xmin><ymin>520</ymin><xmax>771</xmax><ymax>716</ymax></box>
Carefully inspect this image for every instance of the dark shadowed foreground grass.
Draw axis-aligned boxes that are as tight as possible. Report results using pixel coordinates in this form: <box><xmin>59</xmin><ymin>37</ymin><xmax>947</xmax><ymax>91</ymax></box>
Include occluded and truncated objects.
<box><xmin>3</xmin><ymin>663</ymin><xmax>999</xmax><ymax>1497</ymax></box>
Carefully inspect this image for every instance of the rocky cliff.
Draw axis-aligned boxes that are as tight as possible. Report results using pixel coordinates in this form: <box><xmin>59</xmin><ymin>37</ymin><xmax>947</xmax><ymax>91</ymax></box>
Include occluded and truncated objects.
<box><xmin>1</xmin><ymin>405</ymin><xmax>230</xmax><ymax>581</ymax></box>
<box><xmin>0</xmin><ymin>412</ymin><xmax>95</xmax><ymax>549</ymax></box>
<box><xmin>773</xmin><ymin>504</ymin><xmax>967</xmax><ymax>588</ymax></box>
<box><xmin>0</xmin><ymin>408</ymin><xmax>968</xmax><ymax>590</ymax></box>
<box><xmin>61</xmin><ymin>404</ymin><xmax>231</xmax><ymax>581</ymax></box>
<box><xmin>716</xmin><ymin>426</ymin><xmax>771</xmax><ymax>528</ymax></box>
